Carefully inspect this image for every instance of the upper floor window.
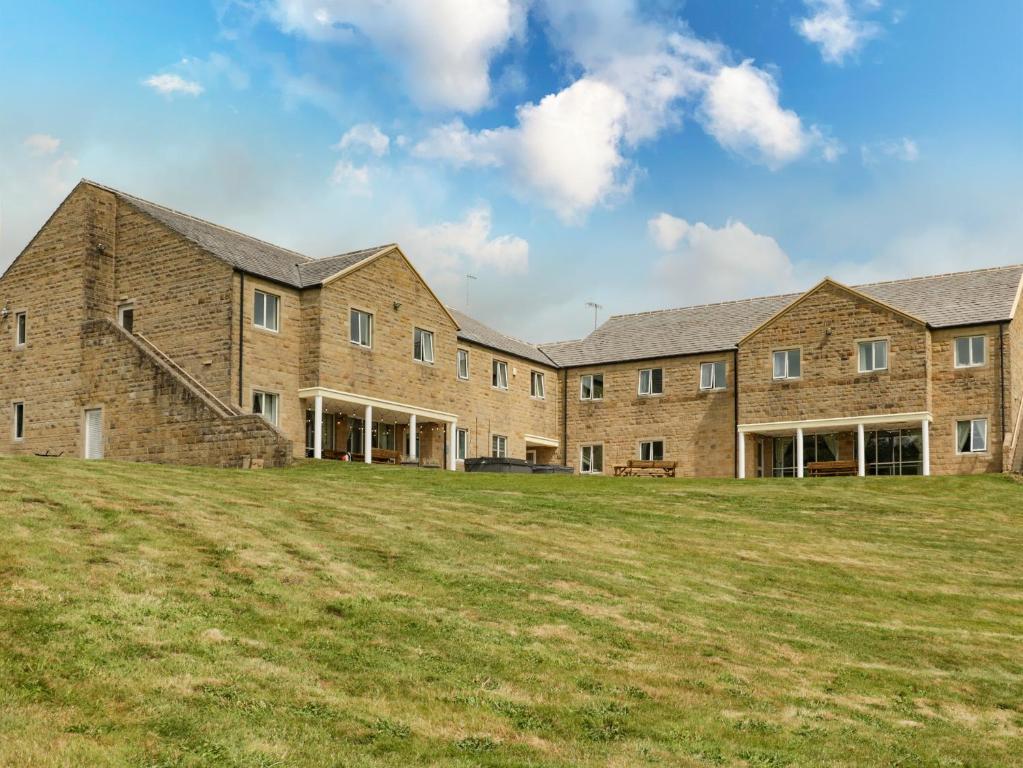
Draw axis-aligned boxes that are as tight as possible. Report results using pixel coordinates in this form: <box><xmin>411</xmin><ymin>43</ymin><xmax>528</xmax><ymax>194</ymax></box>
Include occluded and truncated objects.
<box><xmin>530</xmin><ymin>370</ymin><xmax>545</xmax><ymax>399</ymax></box>
<box><xmin>252</xmin><ymin>390</ymin><xmax>279</xmax><ymax>426</ymax></box>
<box><xmin>253</xmin><ymin>290</ymin><xmax>280</xmax><ymax>332</ymax></box>
<box><xmin>580</xmin><ymin>444</ymin><xmax>603</xmax><ymax>474</ymax></box>
<box><xmin>954</xmin><ymin>335</ymin><xmax>985</xmax><ymax>368</ymax></box>
<box><xmin>858</xmin><ymin>339</ymin><xmax>889</xmax><ymax>373</ymax></box>
<box><xmin>457</xmin><ymin>349</ymin><xmax>469</xmax><ymax>380</ymax></box>
<box><xmin>13</xmin><ymin>401</ymin><xmax>24</xmax><ymax>441</ymax></box>
<box><xmin>457</xmin><ymin>428</ymin><xmax>469</xmax><ymax>460</ymax></box>
<box><xmin>14</xmin><ymin>312</ymin><xmax>26</xmax><ymax>347</ymax></box>
<box><xmin>413</xmin><ymin>327</ymin><xmax>434</xmax><ymax>363</ymax></box>
<box><xmin>638</xmin><ymin>368</ymin><xmax>663</xmax><ymax>396</ymax></box>
<box><xmin>580</xmin><ymin>373</ymin><xmax>604</xmax><ymax>400</ymax></box>
<box><xmin>639</xmin><ymin>440</ymin><xmax>663</xmax><ymax>461</ymax></box>
<box><xmin>118</xmin><ymin>303</ymin><xmax>134</xmax><ymax>333</ymax></box>
<box><xmin>956</xmin><ymin>418</ymin><xmax>988</xmax><ymax>454</ymax></box>
<box><xmin>492</xmin><ymin>359</ymin><xmax>509</xmax><ymax>389</ymax></box>
<box><xmin>773</xmin><ymin>349</ymin><xmax>801</xmax><ymax>380</ymax></box>
<box><xmin>350</xmin><ymin>308</ymin><xmax>373</xmax><ymax>348</ymax></box>
<box><xmin>700</xmin><ymin>361</ymin><xmax>726</xmax><ymax>391</ymax></box>
<box><xmin>492</xmin><ymin>434</ymin><xmax>508</xmax><ymax>458</ymax></box>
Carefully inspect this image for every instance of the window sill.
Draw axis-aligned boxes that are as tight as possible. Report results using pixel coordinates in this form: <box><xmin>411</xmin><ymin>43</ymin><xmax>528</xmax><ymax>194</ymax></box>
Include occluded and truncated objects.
<box><xmin>580</xmin><ymin>398</ymin><xmax>604</xmax><ymax>403</ymax></box>
<box><xmin>412</xmin><ymin>358</ymin><xmax>435</xmax><ymax>367</ymax></box>
<box><xmin>638</xmin><ymin>393</ymin><xmax>664</xmax><ymax>398</ymax></box>
<box><xmin>350</xmin><ymin>341</ymin><xmax>373</xmax><ymax>351</ymax></box>
<box><xmin>699</xmin><ymin>387</ymin><xmax>727</xmax><ymax>393</ymax></box>
<box><xmin>530</xmin><ymin>396</ymin><xmax>545</xmax><ymax>401</ymax></box>
<box><xmin>252</xmin><ymin>325</ymin><xmax>280</xmax><ymax>336</ymax></box>
<box><xmin>492</xmin><ymin>385</ymin><xmax>509</xmax><ymax>392</ymax></box>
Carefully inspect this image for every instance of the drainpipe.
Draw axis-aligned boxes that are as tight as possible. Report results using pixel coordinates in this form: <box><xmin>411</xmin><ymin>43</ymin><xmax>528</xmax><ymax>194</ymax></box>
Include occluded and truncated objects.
<box><xmin>238</xmin><ymin>272</ymin><xmax>245</xmax><ymax>408</ymax></box>
<box><xmin>561</xmin><ymin>367</ymin><xmax>568</xmax><ymax>466</ymax></box>
<box><xmin>1000</xmin><ymin>321</ymin><xmax>1007</xmax><ymax>441</ymax></box>
<box><xmin>733</xmin><ymin>349</ymin><xmax>740</xmax><ymax>478</ymax></box>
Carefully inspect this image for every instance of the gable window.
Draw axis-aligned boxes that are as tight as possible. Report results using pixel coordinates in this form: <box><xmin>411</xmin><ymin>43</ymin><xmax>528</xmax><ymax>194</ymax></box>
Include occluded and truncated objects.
<box><xmin>580</xmin><ymin>373</ymin><xmax>604</xmax><ymax>400</ymax></box>
<box><xmin>638</xmin><ymin>368</ymin><xmax>663</xmax><ymax>396</ymax></box>
<box><xmin>117</xmin><ymin>303</ymin><xmax>134</xmax><ymax>333</ymax></box>
<box><xmin>492</xmin><ymin>434</ymin><xmax>508</xmax><ymax>458</ymax></box>
<box><xmin>350</xmin><ymin>308</ymin><xmax>372</xmax><ymax>347</ymax></box>
<box><xmin>639</xmin><ymin>440</ymin><xmax>663</xmax><ymax>461</ymax></box>
<box><xmin>457</xmin><ymin>428</ymin><xmax>469</xmax><ymax>460</ymax></box>
<box><xmin>580</xmin><ymin>444</ymin><xmax>603</xmax><ymax>474</ymax></box>
<box><xmin>14</xmin><ymin>312</ymin><xmax>26</xmax><ymax>346</ymax></box>
<box><xmin>13</xmin><ymin>402</ymin><xmax>24</xmax><ymax>441</ymax></box>
<box><xmin>457</xmin><ymin>349</ymin><xmax>469</xmax><ymax>380</ymax></box>
<box><xmin>492</xmin><ymin>359</ymin><xmax>509</xmax><ymax>389</ymax></box>
<box><xmin>954</xmin><ymin>335</ymin><xmax>985</xmax><ymax>368</ymax></box>
<box><xmin>413</xmin><ymin>327</ymin><xmax>434</xmax><ymax>363</ymax></box>
<box><xmin>956</xmin><ymin>418</ymin><xmax>988</xmax><ymax>454</ymax></box>
<box><xmin>253</xmin><ymin>290</ymin><xmax>280</xmax><ymax>332</ymax></box>
<box><xmin>252</xmin><ymin>390</ymin><xmax>279</xmax><ymax>426</ymax></box>
<box><xmin>700</xmin><ymin>361</ymin><xmax>726</xmax><ymax>391</ymax></box>
<box><xmin>530</xmin><ymin>370</ymin><xmax>545</xmax><ymax>399</ymax></box>
<box><xmin>858</xmin><ymin>339</ymin><xmax>889</xmax><ymax>373</ymax></box>
<box><xmin>772</xmin><ymin>349</ymin><xmax>801</xmax><ymax>380</ymax></box>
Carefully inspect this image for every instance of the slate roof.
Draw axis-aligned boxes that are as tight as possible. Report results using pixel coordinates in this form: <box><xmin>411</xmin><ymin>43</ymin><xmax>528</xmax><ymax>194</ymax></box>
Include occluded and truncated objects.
<box><xmin>296</xmin><ymin>246</ymin><xmax>393</xmax><ymax>287</ymax></box>
<box><xmin>448</xmin><ymin>308</ymin><xmax>555</xmax><ymax>367</ymax></box>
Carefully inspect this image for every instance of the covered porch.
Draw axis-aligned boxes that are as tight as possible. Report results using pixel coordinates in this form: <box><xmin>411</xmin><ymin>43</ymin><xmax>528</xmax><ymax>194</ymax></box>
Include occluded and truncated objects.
<box><xmin>298</xmin><ymin>387</ymin><xmax>459</xmax><ymax>470</ymax></box>
<box><xmin>738</xmin><ymin>412</ymin><xmax>932</xmax><ymax>478</ymax></box>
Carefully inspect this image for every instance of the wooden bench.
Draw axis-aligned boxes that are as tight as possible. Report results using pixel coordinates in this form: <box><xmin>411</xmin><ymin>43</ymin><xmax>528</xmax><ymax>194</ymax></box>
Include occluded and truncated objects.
<box><xmin>806</xmin><ymin>460</ymin><xmax>858</xmax><ymax>477</ymax></box>
<box><xmin>349</xmin><ymin>449</ymin><xmax>401</xmax><ymax>464</ymax></box>
<box><xmin>613</xmin><ymin>459</ymin><xmax>678</xmax><ymax>478</ymax></box>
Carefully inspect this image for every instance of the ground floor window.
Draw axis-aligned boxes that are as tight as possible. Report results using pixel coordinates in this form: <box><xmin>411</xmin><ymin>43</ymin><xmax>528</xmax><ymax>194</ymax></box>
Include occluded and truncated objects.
<box><xmin>865</xmin><ymin>429</ymin><xmax>922</xmax><ymax>475</ymax></box>
<box><xmin>304</xmin><ymin>410</ymin><xmax>337</xmax><ymax>456</ymax></box>
<box><xmin>346</xmin><ymin>418</ymin><xmax>396</xmax><ymax>453</ymax></box>
<box><xmin>252</xmin><ymin>391</ymin><xmax>279</xmax><ymax>426</ymax></box>
<box><xmin>956</xmin><ymin>419</ymin><xmax>987</xmax><ymax>454</ymax></box>
<box><xmin>457</xmin><ymin>428</ymin><xmax>468</xmax><ymax>460</ymax></box>
<box><xmin>492</xmin><ymin>434</ymin><xmax>507</xmax><ymax>458</ymax></box>
<box><xmin>639</xmin><ymin>440</ymin><xmax>663</xmax><ymax>461</ymax></box>
<box><xmin>580</xmin><ymin>444</ymin><xmax>603</xmax><ymax>474</ymax></box>
<box><xmin>772</xmin><ymin>433</ymin><xmax>839</xmax><ymax>476</ymax></box>
<box><xmin>13</xmin><ymin>401</ymin><xmax>25</xmax><ymax>440</ymax></box>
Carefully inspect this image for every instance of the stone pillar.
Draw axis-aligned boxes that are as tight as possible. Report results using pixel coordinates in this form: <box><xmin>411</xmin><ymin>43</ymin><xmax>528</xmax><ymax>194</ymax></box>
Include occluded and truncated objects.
<box><xmin>921</xmin><ymin>419</ymin><xmax>930</xmax><ymax>476</ymax></box>
<box><xmin>409</xmin><ymin>413</ymin><xmax>417</xmax><ymax>460</ymax></box>
<box><xmin>313</xmin><ymin>395</ymin><xmax>323</xmax><ymax>460</ymax></box>
<box><xmin>448</xmin><ymin>421</ymin><xmax>458</xmax><ymax>471</ymax></box>
<box><xmin>364</xmin><ymin>404</ymin><xmax>373</xmax><ymax>464</ymax></box>
<box><xmin>857</xmin><ymin>423</ymin><xmax>866</xmax><ymax>477</ymax></box>
<box><xmin>796</xmin><ymin>427</ymin><xmax>804</xmax><ymax>478</ymax></box>
<box><xmin>737</xmin><ymin>430</ymin><xmax>746</xmax><ymax>479</ymax></box>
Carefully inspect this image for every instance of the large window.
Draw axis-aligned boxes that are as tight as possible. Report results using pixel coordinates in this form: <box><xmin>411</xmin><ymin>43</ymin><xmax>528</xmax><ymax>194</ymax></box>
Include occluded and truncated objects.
<box><xmin>580</xmin><ymin>373</ymin><xmax>604</xmax><ymax>400</ymax></box>
<box><xmin>13</xmin><ymin>401</ymin><xmax>24</xmax><ymax>440</ymax></box>
<box><xmin>865</xmin><ymin>429</ymin><xmax>922</xmax><ymax>475</ymax></box>
<box><xmin>457</xmin><ymin>349</ymin><xmax>469</xmax><ymax>380</ymax></box>
<box><xmin>639</xmin><ymin>440</ymin><xmax>664</xmax><ymax>461</ymax></box>
<box><xmin>858</xmin><ymin>339</ymin><xmax>889</xmax><ymax>373</ymax></box>
<box><xmin>580</xmin><ymin>444</ymin><xmax>603</xmax><ymax>474</ymax></box>
<box><xmin>253</xmin><ymin>290</ymin><xmax>280</xmax><ymax>332</ymax></box>
<box><xmin>772</xmin><ymin>433</ymin><xmax>838</xmax><ymax>477</ymax></box>
<box><xmin>413</xmin><ymin>327</ymin><xmax>434</xmax><ymax>363</ymax></box>
<box><xmin>492</xmin><ymin>434</ymin><xmax>508</xmax><ymax>458</ymax></box>
<box><xmin>772</xmin><ymin>349</ymin><xmax>801</xmax><ymax>380</ymax></box>
<box><xmin>14</xmin><ymin>312</ymin><xmax>26</xmax><ymax>346</ymax></box>
<box><xmin>252</xmin><ymin>391</ymin><xmax>279</xmax><ymax>426</ymax></box>
<box><xmin>492</xmin><ymin>359</ymin><xmax>509</xmax><ymax>389</ymax></box>
<box><xmin>530</xmin><ymin>370</ymin><xmax>545</xmax><ymax>399</ymax></box>
<box><xmin>457</xmin><ymin>428</ymin><xmax>469</xmax><ymax>460</ymax></box>
<box><xmin>954</xmin><ymin>335</ymin><xmax>985</xmax><ymax>368</ymax></box>
<box><xmin>350</xmin><ymin>308</ymin><xmax>372</xmax><ymax>347</ymax></box>
<box><xmin>956</xmin><ymin>419</ymin><xmax>988</xmax><ymax>454</ymax></box>
<box><xmin>700</xmin><ymin>361</ymin><xmax>726</xmax><ymax>391</ymax></box>
<box><xmin>638</xmin><ymin>368</ymin><xmax>663</xmax><ymax>396</ymax></box>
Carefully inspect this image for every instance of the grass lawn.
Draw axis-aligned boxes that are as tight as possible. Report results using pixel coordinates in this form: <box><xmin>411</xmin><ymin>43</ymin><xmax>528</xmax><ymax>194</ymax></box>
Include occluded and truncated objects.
<box><xmin>0</xmin><ymin>457</ymin><xmax>1021</xmax><ymax>767</ymax></box>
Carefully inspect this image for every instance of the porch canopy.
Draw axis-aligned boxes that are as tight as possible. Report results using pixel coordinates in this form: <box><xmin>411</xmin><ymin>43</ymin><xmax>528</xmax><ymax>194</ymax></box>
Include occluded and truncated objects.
<box><xmin>298</xmin><ymin>386</ymin><xmax>459</xmax><ymax>470</ymax></box>
<box><xmin>737</xmin><ymin>411</ymin><xmax>932</xmax><ymax>478</ymax></box>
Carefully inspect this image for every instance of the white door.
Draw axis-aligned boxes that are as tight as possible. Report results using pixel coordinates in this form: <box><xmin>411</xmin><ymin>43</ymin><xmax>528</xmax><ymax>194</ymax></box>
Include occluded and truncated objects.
<box><xmin>84</xmin><ymin>408</ymin><xmax>103</xmax><ymax>460</ymax></box>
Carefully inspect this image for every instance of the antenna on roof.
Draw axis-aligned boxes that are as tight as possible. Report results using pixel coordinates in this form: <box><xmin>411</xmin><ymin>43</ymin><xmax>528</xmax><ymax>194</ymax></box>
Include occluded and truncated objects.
<box><xmin>465</xmin><ymin>273</ymin><xmax>477</xmax><ymax>311</ymax></box>
<box><xmin>585</xmin><ymin>301</ymin><xmax>603</xmax><ymax>330</ymax></box>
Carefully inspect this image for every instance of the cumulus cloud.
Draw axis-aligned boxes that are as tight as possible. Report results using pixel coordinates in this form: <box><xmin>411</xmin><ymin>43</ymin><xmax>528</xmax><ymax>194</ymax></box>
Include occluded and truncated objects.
<box><xmin>329</xmin><ymin>160</ymin><xmax>371</xmax><ymax>194</ymax></box>
<box><xmin>649</xmin><ymin>213</ymin><xmax>796</xmax><ymax>303</ymax></box>
<box><xmin>335</xmin><ymin>123</ymin><xmax>390</xmax><ymax>157</ymax></box>
<box><xmin>861</xmin><ymin>137</ymin><xmax>919</xmax><ymax>165</ymax></box>
<box><xmin>143</xmin><ymin>73</ymin><xmax>204</xmax><ymax>96</ymax></box>
<box><xmin>795</xmin><ymin>0</ymin><xmax>882</xmax><ymax>64</ymax></box>
<box><xmin>23</xmin><ymin>134</ymin><xmax>61</xmax><ymax>156</ymax></box>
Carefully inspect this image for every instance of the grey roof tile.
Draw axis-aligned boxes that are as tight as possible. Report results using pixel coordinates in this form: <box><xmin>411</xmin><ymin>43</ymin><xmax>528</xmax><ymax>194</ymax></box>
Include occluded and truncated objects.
<box><xmin>296</xmin><ymin>245</ymin><xmax>393</xmax><ymax>287</ymax></box>
<box><xmin>449</xmin><ymin>308</ymin><xmax>555</xmax><ymax>366</ymax></box>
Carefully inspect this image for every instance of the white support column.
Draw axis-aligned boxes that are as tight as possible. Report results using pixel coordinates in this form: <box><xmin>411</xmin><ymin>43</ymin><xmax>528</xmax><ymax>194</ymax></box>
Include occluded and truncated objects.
<box><xmin>313</xmin><ymin>395</ymin><xmax>323</xmax><ymax>460</ymax></box>
<box><xmin>409</xmin><ymin>413</ymin><xmax>417</xmax><ymax>460</ymax></box>
<box><xmin>921</xmin><ymin>418</ymin><xmax>930</xmax><ymax>476</ymax></box>
<box><xmin>857</xmin><ymin>423</ymin><xmax>866</xmax><ymax>477</ymax></box>
<box><xmin>796</xmin><ymin>427</ymin><xmax>805</xmax><ymax>478</ymax></box>
<box><xmin>364</xmin><ymin>404</ymin><xmax>373</xmax><ymax>464</ymax></box>
<box><xmin>448</xmin><ymin>420</ymin><xmax>458</xmax><ymax>471</ymax></box>
<box><xmin>737</xmin><ymin>429</ymin><xmax>746</xmax><ymax>479</ymax></box>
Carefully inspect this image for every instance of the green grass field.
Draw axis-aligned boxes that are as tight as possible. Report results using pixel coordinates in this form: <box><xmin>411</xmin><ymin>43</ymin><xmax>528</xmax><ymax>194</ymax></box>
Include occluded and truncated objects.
<box><xmin>1</xmin><ymin>457</ymin><xmax>1021</xmax><ymax>767</ymax></box>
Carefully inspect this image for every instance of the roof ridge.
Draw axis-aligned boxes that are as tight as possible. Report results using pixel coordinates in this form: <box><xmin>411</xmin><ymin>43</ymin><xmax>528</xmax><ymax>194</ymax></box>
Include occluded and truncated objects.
<box><xmin>607</xmin><ymin>291</ymin><xmax>800</xmax><ymax>321</ymax></box>
<box><xmin>308</xmin><ymin>244</ymin><xmax>395</xmax><ymax>263</ymax></box>
<box><xmin>447</xmin><ymin>306</ymin><xmax>546</xmax><ymax>350</ymax></box>
<box><xmin>853</xmin><ymin>263</ymin><xmax>1023</xmax><ymax>289</ymax></box>
<box><xmin>81</xmin><ymin>179</ymin><xmax>313</xmax><ymax>264</ymax></box>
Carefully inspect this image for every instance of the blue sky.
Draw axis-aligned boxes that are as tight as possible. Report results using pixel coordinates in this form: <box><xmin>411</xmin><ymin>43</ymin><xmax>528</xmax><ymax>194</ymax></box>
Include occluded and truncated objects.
<box><xmin>1</xmin><ymin>0</ymin><xmax>1020</xmax><ymax>341</ymax></box>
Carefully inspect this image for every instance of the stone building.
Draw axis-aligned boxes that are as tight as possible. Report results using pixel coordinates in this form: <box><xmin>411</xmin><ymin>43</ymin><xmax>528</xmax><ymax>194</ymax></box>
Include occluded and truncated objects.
<box><xmin>2</xmin><ymin>181</ymin><xmax>1021</xmax><ymax>476</ymax></box>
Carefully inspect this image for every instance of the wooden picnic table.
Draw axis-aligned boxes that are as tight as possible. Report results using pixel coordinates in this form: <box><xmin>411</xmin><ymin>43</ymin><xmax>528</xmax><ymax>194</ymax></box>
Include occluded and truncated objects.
<box><xmin>613</xmin><ymin>459</ymin><xmax>677</xmax><ymax>478</ymax></box>
<box><xmin>806</xmin><ymin>460</ymin><xmax>858</xmax><ymax>477</ymax></box>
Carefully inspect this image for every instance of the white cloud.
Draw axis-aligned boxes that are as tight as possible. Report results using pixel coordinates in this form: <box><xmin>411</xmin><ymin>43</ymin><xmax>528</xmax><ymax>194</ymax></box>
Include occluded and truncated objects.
<box><xmin>329</xmin><ymin>160</ymin><xmax>371</xmax><ymax>194</ymax></box>
<box><xmin>269</xmin><ymin>0</ymin><xmax>525</xmax><ymax>112</ymax></box>
<box><xmin>649</xmin><ymin>213</ymin><xmax>796</xmax><ymax>303</ymax></box>
<box><xmin>795</xmin><ymin>0</ymin><xmax>882</xmax><ymax>65</ymax></box>
<box><xmin>23</xmin><ymin>134</ymin><xmax>61</xmax><ymax>156</ymax></box>
<box><xmin>861</xmin><ymin>137</ymin><xmax>919</xmax><ymax>165</ymax></box>
<box><xmin>143</xmin><ymin>73</ymin><xmax>204</xmax><ymax>96</ymax></box>
<box><xmin>335</xmin><ymin>123</ymin><xmax>390</xmax><ymax>157</ymax></box>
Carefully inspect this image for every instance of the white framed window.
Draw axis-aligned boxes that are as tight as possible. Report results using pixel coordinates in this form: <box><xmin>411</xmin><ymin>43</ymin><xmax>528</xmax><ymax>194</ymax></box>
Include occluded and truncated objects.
<box><xmin>13</xmin><ymin>401</ymin><xmax>25</xmax><ymax>441</ymax></box>
<box><xmin>492</xmin><ymin>359</ymin><xmax>509</xmax><ymax>389</ymax></box>
<box><xmin>457</xmin><ymin>349</ymin><xmax>469</xmax><ymax>380</ymax></box>
<box><xmin>253</xmin><ymin>290</ymin><xmax>280</xmax><ymax>332</ymax></box>
<box><xmin>954</xmin><ymin>335</ymin><xmax>985</xmax><ymax>368</ymax></box>
<box><xmin>772</xmin><ymin>349</ymin><xmax>801</xmax><ymax>380</ymax></box>
<box><xmin>639</xmin><ymin>440</ymin><xmax>663</xmax><ymax>461</ymax></box>
<box><xmin>700</xmin><ymin>361</ymin><xmax>726</xmax><ymax>391</ymax></box>
<box><xmin>14</xmin><ymin>312</ymin><xmax>26</xmax><ymax>347</ymax></box>
<box><xmin>638</xmin><ymin>368</ymin><xmax>663</xmax><ymax>396</ymax></box>
<box><xmin>457</xmin><ymin>428</ymin><xmax>469</xmax><ymax>460</ymax></box>
<box><xmin>252</xmin><ymin>390</ymin><xmax>279</xmax><ymax>426</ymax></box>
<box><xmin>491</xmin><ymin>434</ymin><xmax>508</xmax><ymax>458</ymax></box>
<box><xmin>530</xmin><ymin>370</ymin><xmax>545</xmax><ymax>399</ymax></box>
<box><xmin>956</xmin><ymin>418</ymin><xmax>988</xmax><ymax>454</ymax></box>
<box><xmin>580</xmin><ymin>444</ymin><xmax>603</xmax><ymax>474</ymax></box>
<box><xmin>580</xmin><ymin>373</ymin><xmax>604</xmax><ymax>400</ymax></box>
<box><xmin>117</xmin><ymin>303</ymin><xmax>134</xmax><ymax>333</ymax></box>
<box><xmin>350</xmin><ymin>308</ymin><xmax>372</xmax><ymax>347</ymax></box>
<box><xmin>858</xmin><ymin>339</ymin><xmax>889</xmax><ymax>373</ymax></box>
<box><xmin>413</xmin><ymin>327</ymin><xmax>434</xmax><ymax>363</ymax></box>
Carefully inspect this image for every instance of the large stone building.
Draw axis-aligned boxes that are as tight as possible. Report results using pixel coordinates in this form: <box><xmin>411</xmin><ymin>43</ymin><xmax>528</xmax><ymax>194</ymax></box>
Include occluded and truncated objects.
<box><xmin>2</xmin><ymin>181</ymin><xmax>1021</xmax><ymax>476</ymax></box>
